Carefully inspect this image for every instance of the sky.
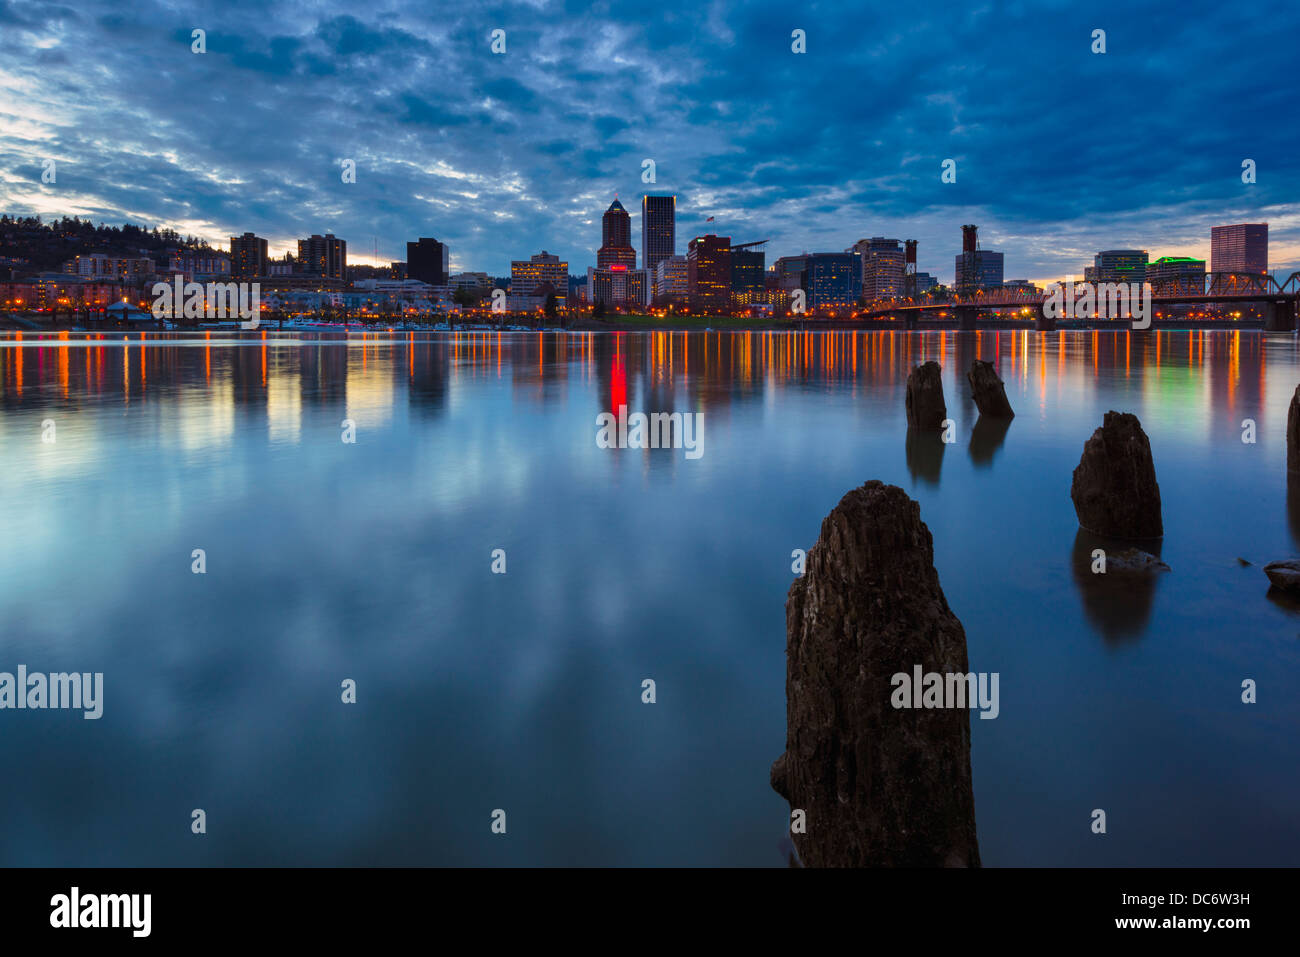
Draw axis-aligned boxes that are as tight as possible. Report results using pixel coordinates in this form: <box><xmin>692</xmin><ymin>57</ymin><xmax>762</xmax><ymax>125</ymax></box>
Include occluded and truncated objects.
<box><xmin>1</xmin><ymin>0</ymin><xmax>1297</xmax><ymax>285</ymax></box>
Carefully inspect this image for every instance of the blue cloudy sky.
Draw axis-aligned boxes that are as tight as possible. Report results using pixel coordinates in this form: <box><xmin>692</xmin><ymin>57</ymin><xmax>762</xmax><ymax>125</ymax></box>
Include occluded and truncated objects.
<box><xmin>1</xmin><ymin>0</ymin><xmax>1296</xmax><ymax>282</ymax></box>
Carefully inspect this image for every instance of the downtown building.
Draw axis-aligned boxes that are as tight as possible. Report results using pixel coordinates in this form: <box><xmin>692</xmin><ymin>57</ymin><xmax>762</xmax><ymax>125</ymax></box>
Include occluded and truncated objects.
<box><xmin>63</xmin><ymin>253</ymin><xmax>155</xmax><ymax>283</ymax></box>
<box><xmin>954</xmin><ymin>249</ymin><xmax>1004</xmax><ymax>290</ymax></box>
<box><xmin>1146</xmin><ymin>256</ymin><xmax>1206</xmax><ymax>288</ymax></box>
<box><xmin>297</xmin><ymin>233</ymin><xmax>347</xmax><ymax>281</ymax></box>
<box><xmin>407</xmin><ymin>237</ymin><xmax>450</xmax><ymax>286</ymax></box>
<box><xmin>1210</xmin><ymin>224</ymin><xmax>1268</xmax><ymax>275</ymax></box>
<box><xmin>851</xmin><ymin>238</ymin><xmax>905</xmax><ymax>302</ymax></box>
<box><xmin>804</xmin><ymin>252</ymin><xmax>861</xmax><ymax>309</ymax></box>
<box><xmin>773</xmin><ymin>255</ymin><xmax>809</xmax><ymax>286</ymax></box>
<box><xmin>511</xmin><ymin>251</ymin><xmax>568</xmax><ymax>309</ymax></box>
<box><xmin>641</xmin><ymin>194</ymin><xmax>676</xmax><ymax>275</ymax></box>
<box><xmin>654</xmin><ymin>255</ymin><xmax>689</xmax><ymax>304</ymax></box>
<box><xmin>1083</xmin><ymin>249</ymin><xmax>1147</xmax><ymax>285</ymax></box>
<box><xmin>598</xmin><ymin>199</ymin><xmax>637</xmax><ymax>269</ymax></box>
<box><xmin>730</xmin><ymin>243</ymin><xmax>767</xmax><ymax>307</ymax></box>
<box><xmin>587</xmin><ymin>264</ymin><xmax>648</xmax><ymax>310</ymax></box>
<box><xmin>230</xmin><ymin>232</ymin><xmax>268</xmax><ymax>279</ymax></box>
<box><xmin>688</xmin><ymin>234</ymin><xmax>731</xmax><ymax>312</ymax></box>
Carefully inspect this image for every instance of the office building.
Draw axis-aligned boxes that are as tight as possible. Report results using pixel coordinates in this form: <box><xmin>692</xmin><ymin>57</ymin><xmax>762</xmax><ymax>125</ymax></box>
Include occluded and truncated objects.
<box><xmin>407</xmin><ymin>237</ymin><xmax>450</xmax><ymax>286</ymax></box>
<box><xmin>954</xmin><ymin>250</ymin><xmax>1004</xmax><ymax>290</ymax></box>
<box><xmin>641</xmin><ymin>194</ymin><xmax>676</xmax><ymax>276</ymax></box>
<box><xmin>598</xmin><ymin>199</ymin><xmax>637</xmax><ymax>269</ymax></box>
<box><xmin>688</xmin><ymin>234</ymin><xmax>731</xmax><ymax>312</ymax></box>
<box><xmin>511</xmin><ymin>251</ymin><xmax>568</xmax><ymax>306</ymax></box>
<box><xmin>852</xmin><ymin>237</ymin><xmax>905</xmax><ymax>302</ymax></box>
<box><xmin>587</xmin><ymin>264</ymin><xmax>647</xmax><ymax>309</ymax></box>
<box><xmin>1083</xmin><ymin>249</ymin><xmax>1147</xmax><ymax>285</ymax></box>
<box><xmin>654</xmin><ymin>255</ymin><xmax>689</xmax><ymax>303</ymax></box>
<box><xmin>730</xmin><ymin>242</ymin><xmax>766</xmax><ymax>306</ymax></box>
<box><xmin>1210</xmin><ymin>224</ymin><xmax>1268</xmax><ymax>275</ymax></box>
<box><xmin>804</xmin><ymin>252</ymin><xmax>861</xmax><ymax>308</ymax></box>
<box><xmin>1146</xmin><ymin>256</ymin><xmax>1206</xmax><ymax>287</ymax></box>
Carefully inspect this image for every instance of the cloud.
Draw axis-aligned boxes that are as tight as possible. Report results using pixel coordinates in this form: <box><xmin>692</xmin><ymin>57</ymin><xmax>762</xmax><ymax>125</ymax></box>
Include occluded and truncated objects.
<box><xmin>0</xmin><ymin>0</ymin><xmax>1295</xmax><ymax>279</ymax></box>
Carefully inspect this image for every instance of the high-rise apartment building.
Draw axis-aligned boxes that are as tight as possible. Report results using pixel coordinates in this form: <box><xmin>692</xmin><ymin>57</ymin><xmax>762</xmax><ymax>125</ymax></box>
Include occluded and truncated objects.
<box><xmin>230</xmin><ymin>232</ymin><xmax>268</xmax><ymax>279</ymax></box>
<box><xmin>297</xmin><ymin>233</ymin><xmax>347</xmax><ymax>280</ymax></box>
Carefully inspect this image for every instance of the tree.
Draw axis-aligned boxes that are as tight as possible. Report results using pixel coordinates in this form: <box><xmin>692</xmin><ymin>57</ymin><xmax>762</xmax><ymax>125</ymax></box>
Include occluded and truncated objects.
<box><xmin>453</xmin><ymin>287</ymin><xmax>475</xmax><ymax>308</ymax></box>
<box><xmin>544</xmin><ymin>293</ymin><xmax>558</xmax><ymax>318</ymax></box>
<box><xmin>592</xmin><ymin>300</ymin><xmax>606</xmax><ymax>319</ymax></box>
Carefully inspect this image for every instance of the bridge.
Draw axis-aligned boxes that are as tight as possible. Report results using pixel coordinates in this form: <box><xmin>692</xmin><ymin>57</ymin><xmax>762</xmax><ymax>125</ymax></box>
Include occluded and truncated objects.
<box><xmin>845</xmin><ymin>272</ymin><xmax>1300</xmax><ymax>330</ymax></box>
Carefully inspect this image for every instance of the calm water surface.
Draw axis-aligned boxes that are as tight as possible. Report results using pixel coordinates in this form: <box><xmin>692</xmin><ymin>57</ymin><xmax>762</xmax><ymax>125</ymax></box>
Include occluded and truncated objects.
<box><xmin>1</xmin><ymin>329</ymin><xmax>1297</xmax><ymax>866</ymax></box>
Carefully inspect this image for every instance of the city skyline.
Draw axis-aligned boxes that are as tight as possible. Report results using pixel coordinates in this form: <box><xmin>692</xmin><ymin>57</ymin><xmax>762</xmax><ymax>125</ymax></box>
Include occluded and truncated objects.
<box><xmin>0</xmin><ymin>1</ymin><xmax>1296</xmax><ymax>283</ymax></box>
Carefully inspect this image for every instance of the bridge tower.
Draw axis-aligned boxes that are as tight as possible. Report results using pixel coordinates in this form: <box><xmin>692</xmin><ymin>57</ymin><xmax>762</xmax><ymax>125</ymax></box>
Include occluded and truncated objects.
<box><xmin>904</xmin><ymin>239</ymin><xmax>918</xmax><ymax>299</ymax></box>
<box><xmin>1265</xmin><ymin>299</ymin><xmax>1296</xmax><ymax>331</ymax></box>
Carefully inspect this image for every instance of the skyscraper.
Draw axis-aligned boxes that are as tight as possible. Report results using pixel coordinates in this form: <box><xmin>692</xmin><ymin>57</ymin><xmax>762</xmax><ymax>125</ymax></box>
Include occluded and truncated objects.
<box><xmin>230</xmin><ymin>232</ymin><xmax>268</xmax><ymax>280</ymax></box>
<box><xmin>852</xmin><ymin>238</ymin><xmax>905</xmax><ymax>301</ymax></box>
<box><xmin>407</xmin><ymin>237</ymin><xmax>450</xmax><ymax>286</ymax></box>
<box><xmin>297</xmin><ymin>234</ymin><xmax>347</xmax><ymax>281</ymax></box>
<box><xmin>1211</xmin><ymin>224</ymin><xmax>1268</xmax><ymax>275</ymax></box>
<box><xmin>598</xmin><ymin>199</ymin><xmax>637</xmax><ymax>269</ymax></box>
<box><xmin>641</xmin><ymin>194</ymin><xmax>676</xmax><ymax>275</ymax></box>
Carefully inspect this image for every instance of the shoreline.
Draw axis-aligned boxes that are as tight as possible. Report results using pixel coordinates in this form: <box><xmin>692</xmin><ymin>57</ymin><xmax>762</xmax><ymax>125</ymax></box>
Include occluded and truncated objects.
<box><xmin>0</xmin><ymin>312</ymin><xmax>1280</xmax><ymax>335</ymax></box>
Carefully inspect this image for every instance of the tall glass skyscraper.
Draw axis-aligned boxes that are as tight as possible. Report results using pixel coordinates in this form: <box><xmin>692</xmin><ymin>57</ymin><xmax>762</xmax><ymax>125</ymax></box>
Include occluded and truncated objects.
<box><xmin>641</xmin><ymin>194</ymin><xmax>676</xmax><ymax>275</ymax></box>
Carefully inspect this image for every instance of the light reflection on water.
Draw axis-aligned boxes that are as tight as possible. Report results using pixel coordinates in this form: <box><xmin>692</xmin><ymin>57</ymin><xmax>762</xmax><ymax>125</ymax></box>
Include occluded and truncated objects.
<box><xmin>0</xmin><ymin>329</ymin><xmax>1296</xmax><ymax>866</ymax></box>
